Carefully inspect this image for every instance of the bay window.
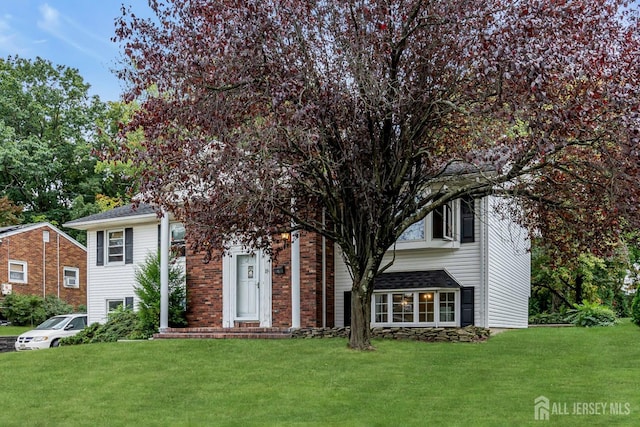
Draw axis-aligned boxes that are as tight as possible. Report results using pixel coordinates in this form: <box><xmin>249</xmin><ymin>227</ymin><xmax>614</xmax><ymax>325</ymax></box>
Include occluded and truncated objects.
<box><xmin>372</xmin><ymin>290</ymin><xmax>458</xmax><ymax>326</ymax></box>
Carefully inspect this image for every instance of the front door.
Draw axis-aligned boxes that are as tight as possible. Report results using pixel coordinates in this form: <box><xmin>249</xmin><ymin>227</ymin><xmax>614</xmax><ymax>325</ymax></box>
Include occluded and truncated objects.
<box><xmin>236</xmin><ymin>254</ymin><xmax>259</xmax><ymax>319</ymax></box>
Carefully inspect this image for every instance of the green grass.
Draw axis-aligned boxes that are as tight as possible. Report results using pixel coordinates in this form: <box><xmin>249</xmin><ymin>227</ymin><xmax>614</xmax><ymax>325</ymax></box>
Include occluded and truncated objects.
<box><xmin>1</xmin><ymin>321</ymin><xmax>639</xmax><ymax>426</ymax></box>
<box><xmin>0</xmin><ymin>325</ymin><xmax>31</xmax><ymax>336</ymax></box>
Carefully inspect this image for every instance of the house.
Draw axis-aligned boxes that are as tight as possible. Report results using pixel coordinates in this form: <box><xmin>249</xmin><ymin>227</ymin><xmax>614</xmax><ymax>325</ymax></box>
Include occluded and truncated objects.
<box><xmin>64</xmin><ymin>205</ymin><xmax>186</xmax><ymax>324</ymax></box>
<box><xmin>66</xmin><ymin>196</ymin><xmax>530</xmax><ymax>329</ymax></box>
<box><xmin>0</xmin><ymin>223</ymin><xmax>87</xmax><ymax>308</ymax></box>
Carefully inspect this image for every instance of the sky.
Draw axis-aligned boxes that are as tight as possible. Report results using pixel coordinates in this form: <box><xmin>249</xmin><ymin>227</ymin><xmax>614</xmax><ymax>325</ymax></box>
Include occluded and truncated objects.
<box><xmin>0</xmin><ymin>0</ymin><xmax>153</xmax><ymax>102</ymax></box>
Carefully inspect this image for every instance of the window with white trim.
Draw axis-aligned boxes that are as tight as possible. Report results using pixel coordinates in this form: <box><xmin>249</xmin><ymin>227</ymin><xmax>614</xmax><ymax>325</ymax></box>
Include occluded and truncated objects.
<box><xmin>171</xmin><ymin>223</ymin><xmax>186</xmax><ymax>257</ymax></box>
<box><xmin>372</xmin><ymin>290</ymin><xmax>458</xmax><ymax>326</ymax></box>
<box><xmin>107</xmin><ymin>299</ymin><xmax>124</xmax><ymax>313</ymax></box>
<box><xmin>8</xmin><ymin>260</ymin><xmax>27</xmax><ymax>283</ymax></box>
<box><xmin>107</xmin><ymin>230</ymin><xmax>124</xmax><ymax>263</ymax></box>
<box><xmin>63</xmin><ymin>267</ymin><xmax>80</xmax><ymax>288</ymax></box>
<box><xmin>432</xmin><ymin>203</ymin><xmax>453</xmax><ymax>240</ymax></box>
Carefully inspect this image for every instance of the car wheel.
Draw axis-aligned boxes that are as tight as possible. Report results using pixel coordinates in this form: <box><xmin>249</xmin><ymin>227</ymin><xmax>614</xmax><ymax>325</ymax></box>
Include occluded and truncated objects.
<box><xmin>51</xmin><ymin>339</ymin><xmax>60</xmax><ymax>348</ymax></box>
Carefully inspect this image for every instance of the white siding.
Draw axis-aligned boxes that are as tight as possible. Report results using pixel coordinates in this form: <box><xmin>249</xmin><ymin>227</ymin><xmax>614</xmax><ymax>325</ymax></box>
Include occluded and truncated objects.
<box><xmin>86</xmin><ymin>222</ymin><xmax>159</xmax><ymax>324</ymax></box>
<box><xmin>486</xmin><ymin>196</ymin><xmax>531</xmax><ymax>328</ymax></box>
<box><xmin>334</xmin><ymin>208</ymin><xmax>485</xmax><ymax>327</ymax></box>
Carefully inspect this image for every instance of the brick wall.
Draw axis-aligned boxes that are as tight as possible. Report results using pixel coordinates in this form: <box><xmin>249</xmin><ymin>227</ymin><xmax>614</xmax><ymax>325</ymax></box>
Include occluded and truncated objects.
<box><xmin>184</xmin><ymin>230</ymin><xmax>335</xmax><ymax>329</ymax></box>
<box><xmin>185</xmin><ymin>250</ymin><xmax>224</xmax><ymax>327</ymax></box>
<box><xmin>0</xmin><ymin>225</ymin><xmax>87</xmax><ymax>308</ymax></box>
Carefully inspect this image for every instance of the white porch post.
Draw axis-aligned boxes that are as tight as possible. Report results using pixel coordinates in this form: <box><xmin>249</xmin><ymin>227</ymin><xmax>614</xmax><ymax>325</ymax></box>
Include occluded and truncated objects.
<box><xmin>160</xmin><ymin>211</ymin><xmax>170</xmax><ymax>332</ymax></box>
<box><xmin>291</xmin><ymin>231</ymin><xmax>301</xmax><ymax>328</ymax></box>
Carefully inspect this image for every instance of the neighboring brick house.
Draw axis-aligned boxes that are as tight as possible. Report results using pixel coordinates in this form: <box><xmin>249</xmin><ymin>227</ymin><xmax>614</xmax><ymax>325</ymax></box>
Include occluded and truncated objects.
<box><xmin>0</xmin><ymin>223</ymin><xmax>87</xmax><ymax>308</ymax></box>
<box><xmin>67</xmin><ymin>197</ymin><xmax>530</xmax><ymax>329</ymax></box>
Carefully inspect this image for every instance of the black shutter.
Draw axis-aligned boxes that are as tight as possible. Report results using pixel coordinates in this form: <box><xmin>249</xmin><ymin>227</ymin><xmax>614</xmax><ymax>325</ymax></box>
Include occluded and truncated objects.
<box><xmin>432</xmin><ymin>206</ymin><xmax>444</xmax><ymax>239</ymax></box>
<box><xmin>158</xmin><ymin>224</ymin><xmax>161</xmax><ymax>249</ymax></box>
<box><xmin>460</xmin><ymin>197</ymin><xmax>475</xmax><ymax>243</ymax></box>
<box><xmin>125</xmin><ymin>228</ymin><xmax>134</xmax><ymax>264</ymax></box>
<box><xmin>96</xmin><ymin>231</ymin><xmax>104</xmax><ymax>266</ymax></box>
<box><xmin>344</xmin><ymin>291</ymin><xmax>351</xmax><ymax>327</ymax></box>
<box><xmin>461</xmin><ymin>287</ymin><xmax>474</xmax><ymax>326</ymax></box>
<box><xmin>125</xmin><ymin>297</ymin><xmax>134</xmax><ymax>310</ymax></box>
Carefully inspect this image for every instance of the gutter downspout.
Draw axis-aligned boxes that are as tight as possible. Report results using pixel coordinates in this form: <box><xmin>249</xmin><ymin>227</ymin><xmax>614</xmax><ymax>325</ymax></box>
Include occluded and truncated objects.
<box><xmin>160</xmin><ymin>212</ymin><xmax>170</xmax><ymax>332</ymax></box>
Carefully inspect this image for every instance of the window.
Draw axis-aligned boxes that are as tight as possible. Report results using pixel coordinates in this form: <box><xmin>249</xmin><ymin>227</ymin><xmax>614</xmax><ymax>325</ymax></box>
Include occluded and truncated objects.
<box><xmin>108</xmin><ymin>230</ymin><xmax>124</xmax><ymax>263</ymax></box>
<box><xmin>439</xmin><ymin>292</ymin><xmax>456</xmax><ymax>322</ymax></box>
<box><xmin>67</xmin><ymin>316</ymin><xmax>87</xmax><ymax>330</ymax></box>
<box><xmin>418</xmin><ymin>292</ymin><xmax>435</xmax><ymax>322</ymax></box>
<box><xmin>171</xmin><ymin>223</ymin><xmax>186</xmax><ymax>257</ymax></box>
<box><xmin>374</xmin><ymin>294</ymin><xmax>388</xmax><ymax>323</ymax></box>
<box><xmin>97</xmin><ymin>228</ymin><xmax>133</xmax><ymax>266</ymax></box>
<box><xmin>392</xmin><ymin>293</ymin><xmax>414</xmax><ymax>323</ymax></box>
<box><xmin>107</xmin><ymin>298</ymin><xmax>134</xmax><ymax>313</ymax></box>
<box><xmin>373</xmin><ymin>290</ymin><xmax>457</xmax><ymax>326</ymax></box>
<box><xmin>8</xmin><ymin>261</ymin><xmax>27</xmax><ymax>283</ymax></box>
<box><xmin>107</xmin><ymin>299</ymin><xmax>124</xmax><ymax>313</ymax></box>
<box><xmin>432</xmin><ymin>203</ymin><xmax>453</xmax><ymax>240</ymax></box>
<box><xmin>398</xmin><ymin>221</ymin><xmax>425</xmax><ymax>242</ymax></box>
<box><xmin>63</xmin><ymin>267</ymin><xmax>80</xmax><ymax>288</ymax></box>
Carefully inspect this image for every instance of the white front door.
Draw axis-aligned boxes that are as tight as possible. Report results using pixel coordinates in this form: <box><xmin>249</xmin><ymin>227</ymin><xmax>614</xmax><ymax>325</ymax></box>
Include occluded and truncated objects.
<box><xmin>236</xmin><ymin>254</ymin><xmax>259</xmax><ymax>319</ymax></box>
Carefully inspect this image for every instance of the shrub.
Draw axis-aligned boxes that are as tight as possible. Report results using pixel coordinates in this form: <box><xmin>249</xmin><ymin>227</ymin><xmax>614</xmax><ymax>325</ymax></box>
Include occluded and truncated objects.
<box><xmin>631</xmin><ymin>291</ymin><xmax>640</xmax><ymax>326</ymax></box>
<box><xmin>135</xmin><ymin>252</ymin><xmax>187</xmax><ymax>338</ymax></box>
<box><xmin>566</xmin><ymin>300</ymin><xmax>617</xmax><ymax>327</ymax></box>
<box><xmin>528</xmin><ymin>312</ymin><xmax>570</xmax><ymax>325</ymax></box>
<box><xmin>43</xmin><ymin>295</ymin><xmax>74</xmax><ymax>318</ymax></box>
<box><xmin>61</xmin><ymin>307</ymin><xmax>144</xmax><ymax>346</ymax></box>
<box><xmin>1</xmin><ymin>294</ymin><xmax>72</xmax><ymax>326</ymax></box>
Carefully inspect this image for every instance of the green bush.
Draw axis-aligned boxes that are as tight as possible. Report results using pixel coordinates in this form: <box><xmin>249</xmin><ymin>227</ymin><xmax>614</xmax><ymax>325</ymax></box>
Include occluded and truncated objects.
<box><xmin>566</xmin><ymin>300</ymin><xmax>617</xmax><ymax>327</ymax></box>
<box><xmin>135</xmin><ymin>252</ymin><xmax>187</xmax><ymax>338</ymax></box>
<box><xmin>631</xmin><ymin>292</ymin><xmax>640</xmax><ymax>326</ymax></box>
<box><xmin>1</xmin><ymin>294</ymin><xmax>72</xmax><ymax>326</ymax></box>
<box><xmin>61</xmin><ymin>307</ymin><xmax>144</xmax><ymax>346</ymax></box>
<box><xmin>528</xmin><ymin>312</ymin><xmax>570</xmax><ymax>325</ymax></box>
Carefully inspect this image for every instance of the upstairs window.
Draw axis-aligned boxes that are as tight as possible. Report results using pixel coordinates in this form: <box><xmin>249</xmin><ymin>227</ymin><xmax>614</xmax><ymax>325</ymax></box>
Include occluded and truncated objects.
<box><xmin>432</xmin><ymin>203</ymin><xmax>453</xmax><ymax>240</ymax></box>
<box><xmin>171</xmin><ymin>223</ymin><xmax>186</xmax><ymax>257</ymax></box>
<box><xmin>97</xmin><ymin>228</ymin><xmax>133</xmax><ymax>266</ymax></box>
<box><xmin>108</xmin><ymin>230</ymin><xmax>124</xmax><ymax>263</ymax></box>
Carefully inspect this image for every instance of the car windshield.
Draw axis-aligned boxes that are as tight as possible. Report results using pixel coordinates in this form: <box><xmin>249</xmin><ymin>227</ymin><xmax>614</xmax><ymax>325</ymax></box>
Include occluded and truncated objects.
<box><xmin>35</xmin><ymin>317</ymin><xmax>69</xmax><ymax>330</ymax></box>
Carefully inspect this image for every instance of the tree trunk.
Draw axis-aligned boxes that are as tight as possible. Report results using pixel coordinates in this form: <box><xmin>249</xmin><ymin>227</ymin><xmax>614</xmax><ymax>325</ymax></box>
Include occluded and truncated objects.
<box><xmin>349</xmin><ymin>278</ymin><xmax>375</xmax><ymax>350</ymax></box>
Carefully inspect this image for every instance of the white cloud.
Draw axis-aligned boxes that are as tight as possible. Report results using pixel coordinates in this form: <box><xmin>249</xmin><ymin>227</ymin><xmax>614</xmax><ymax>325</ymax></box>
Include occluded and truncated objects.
<box><xmin>37</xmin><ymin>3</ymin><xmax>60</xmax><ymax>31</ymax></box>
<box><xmin>36</xmin><ymin>3</ymin><xmax>106</xmax><ymax>61</ymax></box>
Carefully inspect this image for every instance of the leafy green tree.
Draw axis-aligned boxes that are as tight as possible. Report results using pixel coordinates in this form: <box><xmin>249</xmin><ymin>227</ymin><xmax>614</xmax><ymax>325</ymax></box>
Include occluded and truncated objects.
<box><xmin>0</xmin><ymin>56</ymin><xmax>107</xmax><ymax>226</ymax></box>
<box><xmin>134</xmin><ymin>252</ymin><xmax>187</xmax><ymax>337</ymax></box>
<box><xmin>531</xmin><ymin>241</ymin><xmax>630</xmax><ymax>315</ymax></box>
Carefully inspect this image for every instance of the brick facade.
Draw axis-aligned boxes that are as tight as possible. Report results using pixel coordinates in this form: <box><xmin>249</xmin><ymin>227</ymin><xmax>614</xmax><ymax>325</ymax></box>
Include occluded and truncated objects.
<box><xmin>185</xmin><ymin>230</ymin><xmax>334</xmax><ymax>329</ymax></box>
<box><xmin>0</xmin><ymin>224</ymin><xmax>87</xmax><ymax>308</ymax></box>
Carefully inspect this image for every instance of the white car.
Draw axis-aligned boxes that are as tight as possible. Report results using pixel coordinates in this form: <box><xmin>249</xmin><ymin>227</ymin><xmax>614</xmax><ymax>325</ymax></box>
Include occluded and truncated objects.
<box><xmin>15</xmin><ymin>313</ymin><xmax>87</xmax><ymax>350</ymax></box>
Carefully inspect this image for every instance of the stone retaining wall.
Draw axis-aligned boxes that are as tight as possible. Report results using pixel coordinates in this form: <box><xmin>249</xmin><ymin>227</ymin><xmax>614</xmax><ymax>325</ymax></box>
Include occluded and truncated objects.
<box><xmin>291</xmin><ymin>326</ymin><xmax>491</xmax><ymax>342</ymax></box>
<box><xmin>0</xmin><ymin>336</ymin><xmax>16</xmax><ymax>353</ymax></box>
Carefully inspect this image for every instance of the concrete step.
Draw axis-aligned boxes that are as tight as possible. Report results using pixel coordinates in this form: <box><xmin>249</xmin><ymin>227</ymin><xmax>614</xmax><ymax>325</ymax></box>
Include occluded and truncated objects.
<box><xmin>153</xmin><ymin>327</ymin><xmax>292</xmax><ymax>340</ymax></box>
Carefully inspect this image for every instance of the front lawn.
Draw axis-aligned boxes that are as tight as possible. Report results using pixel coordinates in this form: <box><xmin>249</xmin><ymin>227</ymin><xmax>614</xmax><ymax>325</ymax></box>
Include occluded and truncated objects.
<box><xmin>1</xmin><ymin>321</ymin><xmax>638</xmax><ymax>426</ymax></box>
<box><xmin>0</xmin><ymin>326</ymin><xmax>31</xmax><ymax>336</ymax></box>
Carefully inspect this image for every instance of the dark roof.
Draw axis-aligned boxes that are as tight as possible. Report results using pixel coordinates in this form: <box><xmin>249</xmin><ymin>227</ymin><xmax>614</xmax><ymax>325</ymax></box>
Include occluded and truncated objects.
<box><xmin>65</xmin><ymin>203</ymin><xmax>157</xmax><ymax>225</ymax></box>
<box><xmin>0</xmin><ymin>224</ymin><xmax>34</xmax><ymax>236</ymax></box>
<box><xmin>374</xmin><ymin>270</ymin><xmax>461</xmax><ymax>290</ymax></box>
